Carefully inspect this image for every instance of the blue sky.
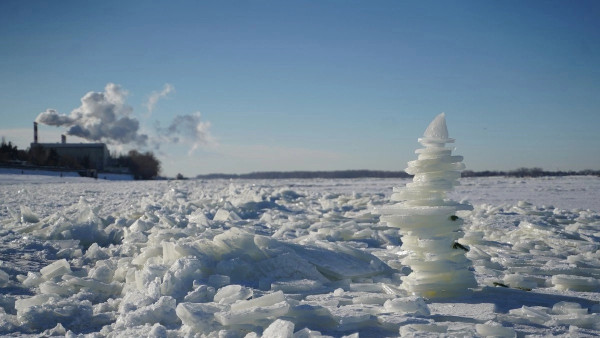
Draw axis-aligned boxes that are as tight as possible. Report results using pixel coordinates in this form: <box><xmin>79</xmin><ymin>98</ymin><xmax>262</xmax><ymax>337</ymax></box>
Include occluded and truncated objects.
<box><xmin>1</xmin><ymin>1</ymin><xmax>599</xmax><ymax>177</ymax></box>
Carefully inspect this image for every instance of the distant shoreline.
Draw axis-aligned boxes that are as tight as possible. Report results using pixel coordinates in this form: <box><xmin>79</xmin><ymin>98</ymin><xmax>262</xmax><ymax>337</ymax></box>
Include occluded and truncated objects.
<box><xmin>196</xmin><ymin>168</ymin><xmax>600</xmax><ymax>180</ymax></box>
<box><xmin>2</xmin><ymin>165</ymin><xmax>598</xmax><ymax>180</ymax></box>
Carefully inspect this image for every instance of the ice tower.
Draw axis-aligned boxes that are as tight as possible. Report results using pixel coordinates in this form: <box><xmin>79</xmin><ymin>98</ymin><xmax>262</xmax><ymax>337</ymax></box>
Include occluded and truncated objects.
<box><xmin>379</xmin><ymin>113</ymin><xmax>477</xmax><ymax>298</ymax></box>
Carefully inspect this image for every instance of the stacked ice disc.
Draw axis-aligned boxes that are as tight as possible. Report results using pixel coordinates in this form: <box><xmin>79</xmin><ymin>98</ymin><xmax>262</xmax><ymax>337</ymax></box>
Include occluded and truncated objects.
<box><xmin>379</xmin><ymin>113</ymin><xmax>477</xmax><ymax>298</ymax></box>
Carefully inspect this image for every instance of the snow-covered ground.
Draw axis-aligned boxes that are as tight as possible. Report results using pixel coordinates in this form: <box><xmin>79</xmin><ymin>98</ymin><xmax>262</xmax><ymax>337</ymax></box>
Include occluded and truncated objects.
<box><xmin>1</xmin><ymin>174</ymin><xmax>599</xmax><ymax>337</ymax></box>
<box><xmin>0</xmin><ymin>168</ymin><xmax>135</xmax><ymax>182</ymax></box>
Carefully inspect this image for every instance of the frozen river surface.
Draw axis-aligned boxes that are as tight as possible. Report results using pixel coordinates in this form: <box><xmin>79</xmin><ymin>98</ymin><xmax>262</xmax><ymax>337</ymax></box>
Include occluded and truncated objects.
<box><xmin>1</xmin><ymin>175</ymin><xmax>599</xmax><ymax>337</ymax></box>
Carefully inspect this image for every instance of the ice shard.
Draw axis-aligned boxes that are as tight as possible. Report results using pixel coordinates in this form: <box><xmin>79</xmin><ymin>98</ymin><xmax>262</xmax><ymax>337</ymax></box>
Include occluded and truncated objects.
<box><xmin>378</xmin><ymin>113</ymin><xmax>477</xmax><ymax>298</ymax></box>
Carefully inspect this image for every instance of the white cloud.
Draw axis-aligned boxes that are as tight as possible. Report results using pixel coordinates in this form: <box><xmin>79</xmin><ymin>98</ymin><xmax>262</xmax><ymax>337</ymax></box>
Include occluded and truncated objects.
<box><xmin>156</xmin><ymin>112</ymin><xmax>216</xmax><ymax>155</ymax></box>
<box><xmin>145</xmin><ymin>83</ymin><xmax>174</xmax><ymax>114</ymax></box>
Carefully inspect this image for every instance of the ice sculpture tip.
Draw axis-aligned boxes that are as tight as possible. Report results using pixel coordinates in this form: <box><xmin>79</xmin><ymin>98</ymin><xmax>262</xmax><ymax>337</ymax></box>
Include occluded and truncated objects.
<box><xmin>421</xmin><ymin>113</ymin><xmax>454</xmax><ymax>143</ymax></box>
<box><xmin>424</xmin><ymin>113</ymin><xmax>448</xmax><ymax>139</ymax></box>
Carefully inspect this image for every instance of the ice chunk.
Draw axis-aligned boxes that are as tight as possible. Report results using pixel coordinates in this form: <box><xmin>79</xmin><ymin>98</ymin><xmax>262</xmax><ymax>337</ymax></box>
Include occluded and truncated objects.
<box><xmin>348</xmin><ymin>283</ymin><xmax>383</xmax><ymax>293</ymax></box>
<box><xmin>329</xmin><ymin>304</ymin><xmax>376</xmax><ymax>330</ymax></box>
<box><xmin>42</xmin><ymin>323</ymin><xmax>67</xmax><ymax>336</ymax></box>
<box><xmin>383</xmin><ymin>297</ymin><xmax>430</xmax><ymax>316</ymax></box>
<box><xmin>213</xmin><ymin>209</ymin><xmax>241</xmax><ymax>222</ymax></box>
<box><xmin>38</xmin><ymin>280</ymin><xmax>75</xmax><ymax>296</ymax></box>
<box><xmin>216</xmin><ymin>257</ymin><xmax>260</xmax><ymax>284</ymax></box>
<box><xmin>84</xmin><ymin>242</ymin><xmax>110</xmax><ymax>261</ymax></box>
<box><xmin>62</xmin><ymin>276</ymin><xmax>122</xmax><ymax>300</ymax></box>
<box><xmin>129</xmin><ymin>218</ymin><xmax>153</xmax><ymax>233</ymax></box>
<box><xmin>148</xmin><ymin>323</ymin><xmax>168</xmax><ymax>338</ymax></box>
<box><xmin>43</xmin><ymin>199</ymin><xmax>108</xmax><ymax>247</ymax></box>
<box><xmin>287</xmin><ymin>303</ymin><xmax>336</xmax><ymax>330</ymax></box>
<box><xmin>123</xmin><ymin>229</ymin><xmax>148</xmax><ymax>244</ymax></box>
<box><xmin>214</xmin><ymin>285</ymin><xmax>253</xmax><ymax>305</ymax></box>
<box><xmin>213</xmin><ymin>291</ymin><xmax>289</xmax><ymax>326</ymax></box>
<box><xmin>553</xmin><ymin>313</ymin><xmax>600</xmax><ymax>329</ymax></box>
<box><xmin>213</xmin><ymin>228</ymin><xmax>265</xmax><ymax>260</ymax></box>
<box><xmin>377</xmin><ymin>314</ymin><xmax>431</xmax><ymax>332</ymax></box>
<box><xmin>131</xmin><ymin>246</ymin><xmax>163</xmax><ymax>266</ymax></box>
<box><xmin>16</xmin><ymin>296</ymin><xmax>93</xmax><ymax>331</ymax></box>
<box><xmin>292</xmin><ymin>327</ymin><xmax>331</xmax><ymax>338</ymax></box>
<box><xmin>88</xmin><ymin>261</ymin><xmax>116</xmax><ymax>284</ymax></box>
<box><xmin>15</xmin><ymin>294</ymin><xmax>57</xmax><ymax>313</ymax></box>
<box><xmin>552</xmin><ymin>274</ymin><xmax>599</xmax><ymax>291</ymax></box>
<box><xmin>351</xmin><ymin>293</ymin><xmax>395</xmax><ymax>305</ymax></box>
<box><xmin>160</xmin><ymin>257</ymin><xmax>206</xmax><ymax>300</ymax></box>
<box><xmin>22</xmin><ymin>272</ymin><xmax>44</xmax><ymax>288</ymax></box>
<box><xmin>208</xmin><ymin>274</ymin><xmax>230</xmax><ymax>288</ymax></box>
<box><xmin>176</xmin><ymin>302</ymin><xmax>223</xmax><ymax>332</ymax></box>
<box><xmin>230</xmin><ymin>291</ymin><xmax>285</xmax><ymax>312</ymax></box>
<box><xmin>262</xmin><ymin>319</ymin><xmax>294</xmax><ymax>338</ymax></box>
<box><xmin>40</xmin><ymin>259</ymin><xmax>72</xmax><ymax>280</ymax></box>
<box><xmin>503</xmin><ymin>274</ymin><xmax>537</xmax><ymax>290</ymax></box>
<box><xmin>20</xmin><ymin>205</ymin><xmax>39</xmax><ymax>223</ymax></box>
<box><xmin>552</xmin><ymin>301</ymin><xmax>588</xmax><ymax>315</ymax></box>
<box><xmin>114</xmin><ymin>296</ymin><xmax>179</xmax><ymax>329</ymax></box>
<box><xmin>184</xmin><ymin>284</ymin><xmax>216</xmax><ymax>303</ymax></box>
<box><xmin>400</xmin><ymin>323</ymin><xmax>447</xmax><ymax>336</ymax></box>
<box><xmin>0</xmin><ymin>269</ymin><xmax>9</xmax><ymax>287</ymax></box>
<box><xmin>161</xmin><ymin>241</ymin><xmax>204</xmax><ymax>265</ymax></box>
<box><xmin>475</xmin><ymin>321</ymin><xmax>516</xmax><ymax>337</ymax></box>
<box><xmin>271</xmin><ymin>279</ymin><xmax>323</xmax><ymax>293</ymax></box>
<box><xmin>188</xmin><ymin>210</ymin><xmax>211</xmax><ymax>227</ymax></box>
<box><xmin>257</xmin><ymin>252</ymin><xmax>327</xmax><ymax>283</ymax></box>
<box><xmin>508</xmin><ymin>306</ymin><xmax>551</xmax><ymax>325</ymax></box>
<box><xmin>134</xmin><ymin>264</ymin><xmax>168</xmax><ymax>292</ymax></box>
<box><xmin>429</xmin><ymin>302</ymin><xmax>496</xmax><ymax>321</ymax></box>
<box><xmin>118</xmin><ymin>285</ymin><xmax>161</xmax><ymax>314</ymax></box>
<box><xmin>214</xmin><ymin>301</ymin><xmax>290</xmax><ymax>326</ymax></box>
<box><xmin>289</xmin><ymin>242</ymin><xmax>388</xmax><ymax>280</ymax></box>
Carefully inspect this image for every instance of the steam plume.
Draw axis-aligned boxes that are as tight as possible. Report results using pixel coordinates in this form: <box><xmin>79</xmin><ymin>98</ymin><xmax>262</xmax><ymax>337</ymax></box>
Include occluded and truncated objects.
<box><xmin>36</xmin><ymin>109</ymin><xmax>75</xmax><ymax>126</ymax></box>
<box><xmin>35</xmin><ymin>83</ymin><xmax>148</xmax><ymax>146</ymax></box>
<box><xmin>35</xmin><ymin>83</ymin><xmax>214</xmax><ymax>155</ymax></box>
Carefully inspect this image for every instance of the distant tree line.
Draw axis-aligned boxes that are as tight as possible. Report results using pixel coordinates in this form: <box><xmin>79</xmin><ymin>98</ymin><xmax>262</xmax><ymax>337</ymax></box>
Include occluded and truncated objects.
<box><xmin>0</xmin><ymin>139</ymin><xmax>161</xmax><ymax>180</ymax></box>
<box><xmin>197</xmin><ymin>168</ymin><xmax>600</xmax><ymax>180</ymax></box>
<box><xmin>196</xmin><ymin>170</ymin><xmax>412</xmax><ymax>180</ymax></box>
<box><xmin>462</xmin><ymin>167</ymin><xmax>600</xmax><ymax>178</ymax></box>
<box><xmin>112</xmin><ymin>150</ymin><xmax>161</xmax><ymax>180</ymax></box>
<box><xmin>0</xmin><ymin>139</ymin><xmax>29</xmax><ymax>163</ymax></box>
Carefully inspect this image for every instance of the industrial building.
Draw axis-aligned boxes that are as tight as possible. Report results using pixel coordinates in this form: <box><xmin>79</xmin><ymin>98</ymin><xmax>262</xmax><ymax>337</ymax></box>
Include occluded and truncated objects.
<box><xmin>31</xmin><ymin>122</ymin><xmax>109</xmax><ymax>170</ymax></box>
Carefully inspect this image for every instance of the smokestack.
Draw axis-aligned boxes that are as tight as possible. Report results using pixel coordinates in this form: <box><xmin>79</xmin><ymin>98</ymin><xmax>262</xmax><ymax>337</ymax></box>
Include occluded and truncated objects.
<box><xmin>33</xmin><ymin>122</ymin><xmax>38</xmax><ymax>143</ymax></box>
<box><xmin>61</xmin><ymin>134</ymin><xmax>66</xmax><ymax>144</ymax></box>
